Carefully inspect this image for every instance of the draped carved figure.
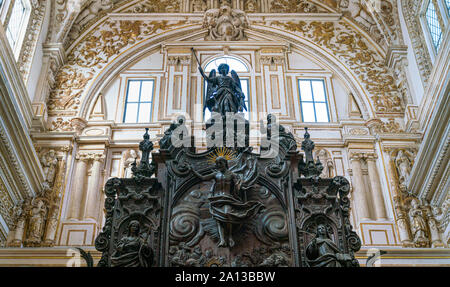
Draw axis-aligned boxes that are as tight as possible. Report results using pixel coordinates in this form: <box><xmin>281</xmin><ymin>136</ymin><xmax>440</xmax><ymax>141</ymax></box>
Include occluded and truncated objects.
<box><xmin>40</xmin><ymin>150</ymin><xmax>58</xmax><ymax>185</ymax></box>
<box><xmin>123</xmin><ymin>149</ymin><xmax>139</xmax><ymax>178</ymax></box>
<box><xmin>395</xmin><ymin>150</ymin><xmax>413</xmax><ymax>191</ymax></box>
<box><xmin>305</xmin><ymin>224</ymin><xmax>352</xmax><ymax>267</ymax></box>
<box><xmin>408</xmin><ymin>199</ymin><xmax>429</xmax><ymax>247</ymax></box>
<box><xmin>111</xmin><ymin>220</ymin><xmax>153</xmax><ymax>267</ymax></box>
<box><xmin>190</xmin><ymin>156</ymin><xmax>264</xmax><ymax>247</ymax></box>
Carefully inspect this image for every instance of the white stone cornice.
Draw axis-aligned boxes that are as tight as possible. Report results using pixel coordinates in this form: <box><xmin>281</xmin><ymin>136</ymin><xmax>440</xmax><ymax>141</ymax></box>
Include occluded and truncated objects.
<box><xmin>385</xmin><ymin>45</ymin><xmax>408</xmax><ymax>68</ymax></box>
<box><xmin>42</xmin><ymin>43</ymin><xmax>67</xmax><ymax>68</ymax></box>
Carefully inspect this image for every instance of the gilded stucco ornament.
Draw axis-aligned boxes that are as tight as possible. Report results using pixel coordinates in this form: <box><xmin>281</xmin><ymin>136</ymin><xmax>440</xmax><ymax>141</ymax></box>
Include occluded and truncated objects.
<box><xmin>270</xmin><ymin>0</ymin><xmax>319</xmax><ymax>13</ymax></box>
<box><xmin>49</xmin><ymin>19</ymin><xmax>188</xmax><ymax>112</ymax></box>
<box><xmin>400</xmin><ymin>0</ymin><xmax>432</xmax><ymax>84</ymax></box>
<box><xmin>269</xmin><ymin>20</ymin><xmax>404</xmax><ymax>113</ymax></box>
<box><xmin>128</xmin><ymin>0</ymin><xmax>181</xmax><ymax>13</ymax></box>
<box><xmin>367</xmin><ymin>118</ymin><xmax>404</xmax><ymax>134</ymax></box>
<box><xmin>203</xmin><ymin>2</ymin><xmax>249</xmax><ymax>41</ymax></box>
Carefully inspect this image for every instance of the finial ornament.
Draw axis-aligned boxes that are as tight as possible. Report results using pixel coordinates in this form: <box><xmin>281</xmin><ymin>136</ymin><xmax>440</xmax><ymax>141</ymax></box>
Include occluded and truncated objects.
<box><xmin>299</xmin><ymin>127</ymin><xmax>324</xmax><ymax>178</ymax></box>
<box><xmin>132</xmin><ymin>128</ymin><xmax>155</xmax><ymax>179</ymax></box>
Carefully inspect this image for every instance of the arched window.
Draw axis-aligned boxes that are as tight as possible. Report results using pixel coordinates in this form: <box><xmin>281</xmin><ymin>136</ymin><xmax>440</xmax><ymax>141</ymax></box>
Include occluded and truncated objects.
<box><xmin>5</xmin><ymin>0</ymin><xmax>31</xmax><ymax>59</ymax></box>
<box><xmin>203</xmin><ymin>56</ymin><xmax>250</xmax><ymax>120</ymax></box>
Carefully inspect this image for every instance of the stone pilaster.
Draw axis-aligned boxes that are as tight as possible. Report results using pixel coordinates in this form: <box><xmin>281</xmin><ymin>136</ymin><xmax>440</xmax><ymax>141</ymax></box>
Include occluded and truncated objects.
<box><xmin>66</xmin><ymin>152</ymin><xmax>90</xmax><ymax>220</ymax></box>
<box><xmin>84</xmin><ymin>153</ymin><xmax>105</xmax><ymax>221</ymax></box>
<box><xmin>350</xmin><ymin>153</ymin><xmax>371</xmax><ymax>221</ymax></box>
<box><xmin>365</xmin><ymin>153</ymin><xmax>388</xmax><ymax>220</ymax></box>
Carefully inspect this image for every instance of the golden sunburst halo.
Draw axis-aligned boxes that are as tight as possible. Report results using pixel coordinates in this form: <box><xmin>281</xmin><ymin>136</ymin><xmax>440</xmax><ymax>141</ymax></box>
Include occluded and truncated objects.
<box><xmin>207</xmin><ymin>147</ymin><xmax>236</xmax><ymax>164</ymax></box>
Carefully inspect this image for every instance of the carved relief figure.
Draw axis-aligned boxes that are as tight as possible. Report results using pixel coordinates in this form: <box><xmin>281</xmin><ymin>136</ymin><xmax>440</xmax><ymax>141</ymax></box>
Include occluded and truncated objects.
<box><xmin>305</xmin><ymin>224</ymin><xmax>352</xmax><ymax>267</ymax></box>
<box><xmin>192</xmin><ymin>0</ymin><xmax>206</xmax><ymax>12</ymax></box>
<box><xmin>27</xmin><ymin>199</ymin><xmax>47</xmax><ymax>245</ymax></box>
<box><xmin>199</xmin><ymin>63</ymin><xmax>247</xmax><ymax>116</ymax></box>
<box><xmin>190</xmin><ymin>157</ymin><xmax>264</xmax><ymax>247</ymax></box>
<box><xmin>111</xmin><ymin>220</ymin><xmax>153</xmax><ymax>267</ymax></box>
<box><xmin>316</xmin><ymin>149</ymin><xmax>334</xmax><ymax>178</ymax></box>
<box><xmin>244</xmin><ymin>0</ymin><xmax>257</xmax><ymax>13</ymax></box>
<box><xmin>203</xmin><ymin>3</ymin><xmax>249</xmax><ymax>41</ymax></box>
<box><xmin>395</xmin><ymin>150</ymin><xmax>412</xmax><ymax>191</ymax></box>
<box><xmin>408</xmin><ymin>199</ymin><xmax>429</xmax><ymax>248</ymax></box>
<box><xmin>123</xmin><ymin>150</ymin><xmax>139</xmax><ymax>178</ymax></box>
<box><xmin>40</xmin><ymin>150</ymin><xmax>58</xmax><ymax>184</ymax></box>
<box><xmin>270</xmin><ymin>0</ymin><xmax>318</xmax><ymax>13</ymax></box>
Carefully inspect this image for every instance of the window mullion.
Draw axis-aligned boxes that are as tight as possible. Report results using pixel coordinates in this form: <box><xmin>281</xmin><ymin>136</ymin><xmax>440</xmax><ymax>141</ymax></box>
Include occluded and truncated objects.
<box><xmin>310</xmin><ymin>80</ymin><xmax>318</xmax><ymax>122</ymax></box>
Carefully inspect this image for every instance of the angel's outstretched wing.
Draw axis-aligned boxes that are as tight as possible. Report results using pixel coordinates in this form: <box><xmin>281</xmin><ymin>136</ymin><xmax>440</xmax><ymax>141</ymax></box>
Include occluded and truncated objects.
<box><xmin>231</xmin><ymin>70</ymin><xmax>247</xmax><ymax>111</ymax></box>
<box><xmin>231</xmin><ymin>156</ymin><xmax>258</xmax><ymax>198</ymax></box>
<box><xmin>204</xmin><ymin>69</ymin><xmax>217</xmax><ymax>114</ymax></box>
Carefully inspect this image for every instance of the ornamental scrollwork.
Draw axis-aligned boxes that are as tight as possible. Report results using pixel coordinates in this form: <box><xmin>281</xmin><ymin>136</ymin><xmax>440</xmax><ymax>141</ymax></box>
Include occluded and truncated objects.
<box><xmin>269</xmin><ymin>20</ymin><xmax>404</xmax><ymax>113</ymax></box>
<box><xmin>49</xmin><ymin>20</ymin><xmax>188</xmax><ymax>112</ymax></box>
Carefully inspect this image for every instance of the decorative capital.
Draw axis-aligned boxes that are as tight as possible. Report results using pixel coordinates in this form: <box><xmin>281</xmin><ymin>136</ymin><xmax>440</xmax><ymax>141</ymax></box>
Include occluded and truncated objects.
<box><xmin>364</xmin><ymin>153</ymin><xmax>378</xmax><ymax>161</ymax></box>
<box><xmin>349</xmin><ymin>153</ymin><xmax>363</xmax><ymax>161</ymax></box>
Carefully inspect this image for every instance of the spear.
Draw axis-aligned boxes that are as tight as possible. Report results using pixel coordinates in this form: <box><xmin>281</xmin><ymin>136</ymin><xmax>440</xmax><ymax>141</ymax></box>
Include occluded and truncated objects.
<box><xmin>191</xmin><ymin>47</ymin><xmax>201</xmax><ymax>67</ymax></box>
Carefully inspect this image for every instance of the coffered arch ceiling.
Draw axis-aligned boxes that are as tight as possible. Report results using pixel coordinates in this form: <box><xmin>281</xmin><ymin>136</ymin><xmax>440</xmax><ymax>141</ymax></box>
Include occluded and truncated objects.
<box><xmin>45</xmin><ymin>0</ymin><xmax>405</xmax><ymax>119</ymax></box>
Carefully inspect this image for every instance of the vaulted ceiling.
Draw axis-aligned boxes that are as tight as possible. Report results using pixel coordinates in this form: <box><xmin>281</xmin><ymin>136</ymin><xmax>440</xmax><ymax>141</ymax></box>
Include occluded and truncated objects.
<box><xmin>44</xmin><ymin>0</ymin><xmax>403</xmax><ymax>54</ymax></box>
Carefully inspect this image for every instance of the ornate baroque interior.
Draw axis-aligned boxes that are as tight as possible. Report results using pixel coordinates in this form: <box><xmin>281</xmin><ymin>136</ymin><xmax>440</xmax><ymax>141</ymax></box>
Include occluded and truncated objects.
<box><xmin>0</xmin><ymin>0</ymin><xmax>448</xmax><ymax>266</ymax></box>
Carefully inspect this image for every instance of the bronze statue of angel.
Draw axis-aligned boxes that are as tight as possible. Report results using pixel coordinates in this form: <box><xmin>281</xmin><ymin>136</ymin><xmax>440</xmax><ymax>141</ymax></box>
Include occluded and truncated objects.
<box><xmin>198</xmin><ymin>63</ymin><xmax>247</xmax><ymax>117</ymax></box>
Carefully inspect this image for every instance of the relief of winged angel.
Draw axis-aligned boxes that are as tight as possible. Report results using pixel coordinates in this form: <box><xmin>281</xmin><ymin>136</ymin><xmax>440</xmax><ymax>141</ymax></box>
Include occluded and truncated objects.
<box><xmin>190</xmin><ymin>153</ymin><xmax>264</xmax><ymax>248</ymax></box>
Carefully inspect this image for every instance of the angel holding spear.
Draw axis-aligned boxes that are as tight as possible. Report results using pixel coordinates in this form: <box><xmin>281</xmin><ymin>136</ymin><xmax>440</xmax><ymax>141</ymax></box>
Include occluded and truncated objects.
<box><xmin>192</xmin><ymin>48</ymin><xmax>247</xmax><ymax>117</ymax></box>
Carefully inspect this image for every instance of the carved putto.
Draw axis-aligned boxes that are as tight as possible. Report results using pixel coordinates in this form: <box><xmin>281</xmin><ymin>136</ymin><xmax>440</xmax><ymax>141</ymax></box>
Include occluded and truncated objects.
<box><xmin>203</xmin><ymin>2</ymin><xmax>249</xmax><ymax>41</ymax></box>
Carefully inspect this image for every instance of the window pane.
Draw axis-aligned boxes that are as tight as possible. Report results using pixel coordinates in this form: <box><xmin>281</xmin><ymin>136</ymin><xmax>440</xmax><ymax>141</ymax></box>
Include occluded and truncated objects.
<box><xmin>6</xmin><ymin>0</ymin><xmax>27</xmax><ymax>48</ymax></box>
<box><xmin>311</xmin><ymin>80</ymin><xmax>326</xmax><ymax>102</ymax></box>
<box><xmin>124</xmin><ymin>103</ymin><xmax>138</xmax><ymax>123</ymax></box>
<box><xmin>205</xmin><ymin>56</ymin><xmax>248</xmax><ymax>72</ymax></box>
<box><xmin>299</xmin><ymin>80</ymin><xmax>313</xmax><ymax>101</ymax></box>
<box><xmin>140</xmin><ymin>81</ymin><xmax>154</xmax><ymax>102</ymax></box>
<box><xmin>301</xmin><ymin>102</ymin><xmax>316</xmax><ymax>122</ymax></box>
<box><xmin>426</xmin><ymin>1</ymin><xmax>443</xmax><ymax>50</ymax></box>
<box><xmin>138</xmin><ymin>103</ymin><xmax>152</xmax><ymax>123</ymax></box>
<box><xmin>127</xmin><ymin>81</ymin><xmax>141</xmax><ymax>102</ymax></box>
<box><xmin>298</xmin><ymin>79</ymin><xmax>330</xmax><ymax>123</ymax></box>
<box><xmin>241</xmin><ymin>79</ymin><xmax>249</xmax><ymax>119</ymax></box>
<box><xmin>446</xmin><ymin>0</ymin><xmax>450</xmax><ymax>13</ymax></box>
<box><xmin>315</xmin><ymin>103</ymin><xmax>329</xmax><ymax>122</ymax></box>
